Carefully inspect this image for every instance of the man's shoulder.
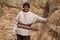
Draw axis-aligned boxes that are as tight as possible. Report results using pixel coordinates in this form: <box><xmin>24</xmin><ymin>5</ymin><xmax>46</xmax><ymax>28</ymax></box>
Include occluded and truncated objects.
<box><xmin>18</xmin><ymin>11</ymin><xmax>23</xmax><ymax>15</ymax></box>
<box><xmin>29</xmin><ymin>11</ymin><xmax>36</xmax><ymax>15</ymax></box>
<box><xmin>19</xmin><ymin>11</ymin><xmax>23</xmax><ymax>13</ymax></box>
<box><xmin>29</xmin><ymin>11</ymin><xmax>34</xmax><ymax>13</ymax></box>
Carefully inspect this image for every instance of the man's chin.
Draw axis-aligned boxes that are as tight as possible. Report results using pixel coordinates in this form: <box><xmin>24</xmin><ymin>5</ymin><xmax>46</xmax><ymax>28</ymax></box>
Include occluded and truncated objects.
<box><xmin>23</xmin><ymin>10</ymin><xmax>29</xmax><ymax>12</ymax></box>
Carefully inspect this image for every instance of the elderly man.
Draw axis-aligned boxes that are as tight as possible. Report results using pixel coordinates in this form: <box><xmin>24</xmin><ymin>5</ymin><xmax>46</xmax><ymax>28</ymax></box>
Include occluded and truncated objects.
<box><xmin>13</xmin><ymin>2</ymin><xmax>48</xmax><ymax>40</ymax></box>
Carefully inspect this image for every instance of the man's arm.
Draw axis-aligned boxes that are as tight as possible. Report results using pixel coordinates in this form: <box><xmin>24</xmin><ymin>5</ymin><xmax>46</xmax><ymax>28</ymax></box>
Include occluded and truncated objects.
<box><xmin>12</xmin><ymin>12</ymin><xmax>20</xmax><ymax>35</ymax></box>
<box><xmin>17</xmin><ymin>23</ymin><xmax>38</xmax><ymax>30</ymax></box>
<box><xmin>17</xmin><ymin>24</ymin><xmax>32</xmax><ymax>30</ymax></box>
<box><xmin>34</xmin><ymin>14</ymin><xmax>48</xmax><ymax>23</ymax></box>
<box><xmin>37</xmin><ymin>16</ymin><xmax>48</xmax><ymax>23</ymax></box>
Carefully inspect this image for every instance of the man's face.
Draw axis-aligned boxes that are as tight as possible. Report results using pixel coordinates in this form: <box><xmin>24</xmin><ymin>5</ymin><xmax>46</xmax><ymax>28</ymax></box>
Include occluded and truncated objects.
<box><xmin>23</xmin><ymin>6</ymin><xmax>29</xmax><ymax>11</ymax></box>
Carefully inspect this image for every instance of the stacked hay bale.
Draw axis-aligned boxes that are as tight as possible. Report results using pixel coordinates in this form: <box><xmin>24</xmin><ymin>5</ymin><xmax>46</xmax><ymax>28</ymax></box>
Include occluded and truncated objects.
<box><xmin>0</xmin><ymin>0</ymin><xmax>60</xmax><ymax>40</ymax></box>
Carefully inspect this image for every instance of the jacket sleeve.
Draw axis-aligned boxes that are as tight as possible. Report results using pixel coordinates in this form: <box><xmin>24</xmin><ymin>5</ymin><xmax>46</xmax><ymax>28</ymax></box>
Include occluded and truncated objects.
<box><xmin>34</xmin><ymin>14</ymin><xmax>48</xmax><ymax>23</ymax></box>
<box><xmin>12</xmin><ymin>12</ymin><xmax>20</xmax><ymax>35</ymax></box>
